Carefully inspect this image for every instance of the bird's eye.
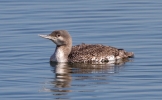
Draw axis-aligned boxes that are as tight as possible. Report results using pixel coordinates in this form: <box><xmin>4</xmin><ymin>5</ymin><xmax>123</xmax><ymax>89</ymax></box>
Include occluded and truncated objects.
<box><xmin>57</xmin><ymin>34</ymin><xmax>60</xmax><ymax>37</ymax></box>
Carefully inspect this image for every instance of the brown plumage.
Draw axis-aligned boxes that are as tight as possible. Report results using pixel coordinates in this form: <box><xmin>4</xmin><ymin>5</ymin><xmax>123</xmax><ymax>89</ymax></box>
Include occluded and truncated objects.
<box><xmin>68</xmin><ymin>43</ymin><xmax>134</xmax><ymax>62</ymax></box>
<box><xmin>39</xmin><ymin>30</ymin><xmax>134</xmax><ymax>63</ymax></box>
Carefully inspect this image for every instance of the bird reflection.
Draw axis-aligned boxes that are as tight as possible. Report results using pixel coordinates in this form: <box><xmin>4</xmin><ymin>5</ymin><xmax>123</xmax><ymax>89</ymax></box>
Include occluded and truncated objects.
<box><xmin>42</xmin><ymin>58</ymin><xmax>132</xmax><ymax>98</ymax></box>
<box><xmin>52</xmin><ymin>62</ymin><xmax>72</xmax><ymax>88</ymax></box>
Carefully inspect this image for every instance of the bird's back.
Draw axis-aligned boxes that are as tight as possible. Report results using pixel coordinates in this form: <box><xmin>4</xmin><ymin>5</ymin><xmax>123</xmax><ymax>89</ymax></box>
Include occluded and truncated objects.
<box><xmin>68</xmin><ymin>43</ymin><xmax>134</xmax><ymax>63</ymax></box>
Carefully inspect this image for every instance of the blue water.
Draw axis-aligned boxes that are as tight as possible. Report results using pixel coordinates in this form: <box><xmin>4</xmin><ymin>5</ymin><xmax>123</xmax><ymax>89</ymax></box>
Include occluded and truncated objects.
<box><xmin>0</xmin><ymin>0</ymin><xmax>162</xmax><ymax>100</ymax></box>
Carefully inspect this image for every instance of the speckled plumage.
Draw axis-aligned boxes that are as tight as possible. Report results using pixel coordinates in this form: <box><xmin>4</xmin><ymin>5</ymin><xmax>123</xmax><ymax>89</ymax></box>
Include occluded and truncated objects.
<box><xmin>68</xmin><ymin>43</ymin><xmax>133</xmax><ymax>63</ymax></box>
<box><xmin>39</xmin><ymin>30</ymin><xmax>134</xmax><ymax>63</ymax></box>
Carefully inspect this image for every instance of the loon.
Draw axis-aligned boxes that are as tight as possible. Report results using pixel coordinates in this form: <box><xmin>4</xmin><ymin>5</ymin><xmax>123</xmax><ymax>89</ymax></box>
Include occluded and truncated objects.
<box><xmin>39</xmin><ymin>30</ymin><xmax>134</xmax><ymax>63</ymax></box>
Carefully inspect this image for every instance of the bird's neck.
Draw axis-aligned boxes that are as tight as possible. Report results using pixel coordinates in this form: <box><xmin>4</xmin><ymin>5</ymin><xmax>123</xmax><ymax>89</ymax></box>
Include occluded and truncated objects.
<box><xmin>50</xmin><ymin>45</ymin><xmax>71</xmax><ymax>62</ymax></box>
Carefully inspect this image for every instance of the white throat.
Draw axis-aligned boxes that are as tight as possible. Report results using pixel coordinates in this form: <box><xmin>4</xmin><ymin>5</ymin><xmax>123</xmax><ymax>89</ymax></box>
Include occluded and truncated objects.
<box><xmin>50</xmin><ymin>47</ymin><xmax>68</xmax><ymax>62</ymax></box>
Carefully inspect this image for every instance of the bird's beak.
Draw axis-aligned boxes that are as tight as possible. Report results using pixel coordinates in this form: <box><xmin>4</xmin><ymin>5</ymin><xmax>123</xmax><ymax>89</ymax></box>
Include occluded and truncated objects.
<box><xmin>38</xmin><ymin>34</ymin><xmax>53</xmax><ymax>40</ymax></box>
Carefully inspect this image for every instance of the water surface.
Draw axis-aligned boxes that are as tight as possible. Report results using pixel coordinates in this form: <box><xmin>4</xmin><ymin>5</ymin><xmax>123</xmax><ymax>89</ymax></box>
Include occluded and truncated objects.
<box><xmin>0</xmin><ymin>0</ymin><xmax>162</xmax><ymax>100</ymax></box>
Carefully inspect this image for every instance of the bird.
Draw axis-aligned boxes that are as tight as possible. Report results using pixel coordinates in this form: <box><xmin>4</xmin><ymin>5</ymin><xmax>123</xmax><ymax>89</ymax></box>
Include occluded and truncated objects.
<box><xmin>39</xmin><ymin>30</ymin><xmax>134</xmax><ymax>63</ymax></box>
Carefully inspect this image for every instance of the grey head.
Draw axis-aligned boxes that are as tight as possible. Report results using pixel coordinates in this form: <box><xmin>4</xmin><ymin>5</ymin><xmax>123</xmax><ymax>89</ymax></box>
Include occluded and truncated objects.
<box><xmin>39</xmin><ymin>30</ymin><xmax>72</xmax><ymax>62</ymax></box>
<box><xmin>39</xmin><ymin>30</ymin><xmax>72</xmax><ymax>47</ymax></box>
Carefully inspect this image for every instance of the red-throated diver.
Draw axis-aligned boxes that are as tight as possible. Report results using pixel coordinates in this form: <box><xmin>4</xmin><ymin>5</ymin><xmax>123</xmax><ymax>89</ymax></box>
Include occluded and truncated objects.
<box><xmin>39</xmin><ymin>30</ymin><xmax>134</xmax><ymax>63</ymax></box>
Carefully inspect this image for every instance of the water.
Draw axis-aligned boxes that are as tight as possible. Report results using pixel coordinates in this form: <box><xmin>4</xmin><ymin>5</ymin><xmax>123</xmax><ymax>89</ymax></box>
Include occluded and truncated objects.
<box><xmin>0</xmin><ymin>0</ymin><xmax>162</xmax><ymax>100</ymax></box>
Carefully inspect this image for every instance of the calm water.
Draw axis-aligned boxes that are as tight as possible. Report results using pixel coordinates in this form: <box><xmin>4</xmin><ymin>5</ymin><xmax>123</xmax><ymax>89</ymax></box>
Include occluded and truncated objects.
<box><xmin>0</xmin><ymin>0</ymin><xmax>162</xmax><ymax>100</ymax></box>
